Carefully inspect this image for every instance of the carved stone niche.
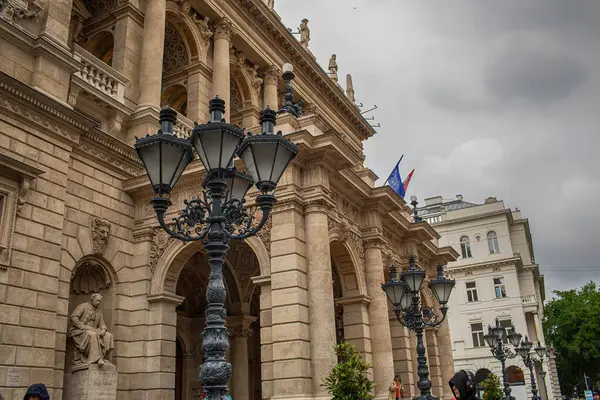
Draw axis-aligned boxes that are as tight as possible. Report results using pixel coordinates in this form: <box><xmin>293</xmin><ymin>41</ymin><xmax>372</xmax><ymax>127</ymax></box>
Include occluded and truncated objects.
<box><xmin>0</xmin><ymin>148</ymin><xmax>44</xmax><ymax>269</ymax></box>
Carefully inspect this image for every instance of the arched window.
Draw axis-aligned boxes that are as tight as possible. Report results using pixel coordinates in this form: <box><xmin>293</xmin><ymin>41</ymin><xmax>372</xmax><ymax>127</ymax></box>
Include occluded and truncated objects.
<box><xmin>475</xmin><ymin>368</ymin><xmax>492</xmax><ymax>386</ymax></box>
<box><xmin>488</xmin><ymin>231</ymin><xmax>500</xmax><ymax>254</ymax></box>
<box><xmin>460</xmin><ymin>236</ymin><xmax>472</xmax><ymax>258</ymax></box>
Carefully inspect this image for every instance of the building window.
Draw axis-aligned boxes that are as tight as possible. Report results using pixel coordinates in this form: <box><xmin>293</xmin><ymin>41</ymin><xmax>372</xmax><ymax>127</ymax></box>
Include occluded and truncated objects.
<box><xmin>466</xmin><ymin>281</ymin><xmax>479</xmax><ymax>302</ymax></box>
<box><xmin>488</xmin><ymin>231</ymin><xmax>500</xmax><ymax>254</ymax></box>
<box><xmin>471</xmin><ymin>323</ymin><xmax>485</xmax><ymax>347</ymax></box>
<box><xmin>460</xmin><ymin>236</ymin><xmax>472</xmax><ymax>258</ymax></box>
<box><xmin>494</xmin><ymin>277</ymin><xmax>507</xmax><ymax>298</ymax></box>
<box><xmin>499</xmin><ymin>319</ymin><xmax>514</xmax><ymax>343</ymax></box>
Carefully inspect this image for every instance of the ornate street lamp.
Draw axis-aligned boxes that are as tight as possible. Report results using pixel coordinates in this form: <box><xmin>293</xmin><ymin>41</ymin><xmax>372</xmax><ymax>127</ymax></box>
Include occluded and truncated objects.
<box><xmin>279</xmin><ymin>63</ymin><xmax>303</xmax><ymax>117</ymax></box>
<box><xmin>134</xmin><ymin>97</ymin><xmax>298</xmax><ymax>400</ymax></box>
<box><xmin>382</xmin><ymin>256</ymin><xmax>455</xmax><ymax>400</ymax></box>
<box><xmin>410</xmin><ymin>195</ymin><xmax>422</xmax><ymax>223</ymax></box>
<box><xmin>515</xmin><ymin>337</ymin><xmax>547</xmax><ymax>400</ymax></box>
<box><xmin>484</xmin><ymin>319</ymin><xmax>521</xmax><ymax>400</ymax></box>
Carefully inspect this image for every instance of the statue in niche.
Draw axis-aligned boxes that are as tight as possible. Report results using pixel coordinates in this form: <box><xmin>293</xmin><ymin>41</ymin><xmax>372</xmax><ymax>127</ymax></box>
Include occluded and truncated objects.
<box><xmin>68</xmin><ymin>293</ymin><xmax>115</xmax><ymax>366</ymax></box>
<box><xmin>328</xmin><ymin>54</ymin><xmax>338</xmax><ymax>83</ymax></box>
<box><xmin>299</xmin><ymin>18</ymin><xmax>310</xmax><ymax>48</ymax></box>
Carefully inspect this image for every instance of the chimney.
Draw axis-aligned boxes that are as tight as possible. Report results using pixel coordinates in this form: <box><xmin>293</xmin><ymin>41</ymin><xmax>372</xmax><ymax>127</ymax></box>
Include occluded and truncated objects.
<box><xmin>424</xmin><ymin>196</ymin><xmax>443</xmax><ymax>206</ymax></box>
<box><xmin>456</xmin><ymin>194</ymin><xmax>463</xmax><ymax>201</ymax></box>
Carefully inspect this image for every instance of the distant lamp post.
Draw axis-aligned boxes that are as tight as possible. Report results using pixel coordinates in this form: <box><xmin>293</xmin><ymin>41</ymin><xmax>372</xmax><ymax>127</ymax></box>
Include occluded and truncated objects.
<box><xmin>134</xmin><ymin>97</ymin><xmax>298</xmax><ymax>400</ymax></box>
<box><xmin>484</xmin><ymin>319</ymin><xmax>521</xmax><ymax>400</ymax></box>
<box><xmin>382</xmin><ymin>256</ymin><xmax>455</xmax><ymax>400</ymax></box>
<box><xmin>279</xmin><ymin>63</ymin><xmax>303</xmax><ymax>117</ymax></box>
<box><xmin>410</xmin><ymin>195</ymin><xmax>422</xmax><ymax>222</ymax></box>
<box><xmin>515</xmin><ymin>337</ymin><xmax>547</xmax><ymax>400</ymax></box>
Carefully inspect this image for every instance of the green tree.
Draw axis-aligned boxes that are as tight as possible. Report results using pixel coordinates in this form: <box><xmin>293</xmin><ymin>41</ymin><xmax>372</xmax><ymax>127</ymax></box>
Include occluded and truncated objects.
<box><xmin>480</xmin><ymin>373</ymin><xmax>503</xmax><ymax>400</ymax></box>
<box><xmin>543</xmin><ymin>281</ymin><xmax>600</xmax><ymax>394</ymax></box>
<box><xmin>322</xmin><ymin>342</ymin><xmax>375</xmax><ymax>400</ymax></box>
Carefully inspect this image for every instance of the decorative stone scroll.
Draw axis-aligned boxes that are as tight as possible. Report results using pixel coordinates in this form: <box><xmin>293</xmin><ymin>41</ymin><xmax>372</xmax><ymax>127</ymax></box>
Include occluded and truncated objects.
<box><xmin>193</xmin><ymin>13</ymin><xmax>213</xmax><ymax>49</ymax></box>
<box><xmin>328</xmin><ymin>217</ymin><xmax>364</xmax><ymax>262</ymax></box>
<box><xmin>92</xmin><ymin>218</ymin><xmax>111</xmax><ymax>256</ymax></box>
<box><xmin>0</xmin><ymin>0</ymin><xmax>42</xmax><ymax>23</ymax></box>
<box><xmin>255</xmin><ymin>216</ymin><xmax>272</xmax><ymax>255</ymax></box>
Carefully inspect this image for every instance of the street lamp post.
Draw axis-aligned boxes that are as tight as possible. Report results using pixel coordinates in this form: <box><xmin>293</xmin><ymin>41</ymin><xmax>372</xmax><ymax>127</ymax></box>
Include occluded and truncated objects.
<box><xmin>382</xmin><ymin>256</ymin><xmax>456</xmax><ymax>400</ymax></box>
<box><xmin>483</xmin><ymin>319</ymin><xmax>522</xmax><ymax>400</ymax></box>
<box><xmin>134</xmin><ymin>97</ymin><xmax>298</xmax><ymax>400</ymax></box>
<box><xmin>515</xmin><ymin>337</ymin><xmax>547</xmax><ymax>400</ymax></box>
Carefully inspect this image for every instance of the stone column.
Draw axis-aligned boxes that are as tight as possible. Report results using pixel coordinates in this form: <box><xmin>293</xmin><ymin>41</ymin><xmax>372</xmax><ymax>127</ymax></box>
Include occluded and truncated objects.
<box><xmin>229</xmin><ymin>315</ymin><xmax>256</xmax><ymax>400</ymax></box>
<box><xmin>270</xmin><ymin>197</ymin><xmax>312</xmax><ymax>399</ymax></box>
<box><xmin>437</xmin><ymin>320</ymin><xmax>455</xmax><ymax>400</ymax></box>
<box><xmin>212</xmin><ymin>18</ymin><xmax>233</xmax><ymax>121</ymax></box>
<box><xmin>263</xmin><ymin>66</ymin><xmax>280</xmax><ymax>110</ymax></box>
<box><xmin>145</xmin><ymin>293</ymin><xmax>184</xmax><ymax>400</ymax></box>
<box><xmin>338</xmin><ymin>296</ymin><xmax>373</xmax><ymax>367</ymax></box>
<box><xmin>390</xmin><ymin>314</ymin><xmax>415</xmax><ymax>397</ymax></box>
<box><xmin>136</xmin><ymin>0</ymin><xmax>167</xmax><ymax>111</ymax></box>
<box><xmin>364</xmin><ymin>240</ymin><xmax>395</xmax><ymax>400</ymax></box>
<box><xmin>305</xmin><ymin>202</ymin><xmax>337</xmax><ymax>398</ymax></box>
<box><xmin>425</xmin><ymin>329</ymin><xmax>444</xmax><ymax>397</ymax></box>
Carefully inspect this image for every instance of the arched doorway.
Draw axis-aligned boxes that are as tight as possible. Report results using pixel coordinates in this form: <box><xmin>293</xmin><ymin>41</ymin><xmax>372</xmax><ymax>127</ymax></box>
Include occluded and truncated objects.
<box><xmin>507</xmin><ymin>365</ymin><xmax>527</xmax><ymax>400</ymax></box>
<box><xmin>172</xmin><ymin>240</ymin><xmax>262</xmax><ymax>400</ymax></box>
<box><xmin>475</xmin><ymin>368</ymin><xmax>492</xmax><ymax>398</ymax></box>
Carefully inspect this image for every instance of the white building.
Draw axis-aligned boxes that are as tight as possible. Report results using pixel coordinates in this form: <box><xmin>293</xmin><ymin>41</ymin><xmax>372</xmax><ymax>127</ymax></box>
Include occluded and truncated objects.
<box><xmin>419</xmin><ymin>195</ymin><xmax>562</xmax><ymax>400</ymax></box>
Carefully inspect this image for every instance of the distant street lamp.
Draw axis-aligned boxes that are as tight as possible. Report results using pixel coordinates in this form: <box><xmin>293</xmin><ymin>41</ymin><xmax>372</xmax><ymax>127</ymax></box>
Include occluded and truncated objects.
<box><xmin>134</xmin><ymin>97</ymin><xmax>298</xmax><ymax>400</ymax></box>
<box><xmin>382</xmin><ymin>256</ymin><xmax>456</xmax><ymax>400</ymax></box>
<box><xmin>515</xmin><ymin>337</ymin><xmax>547</xmax><ymax>400</ymax></box>
<box><xmin>484</xmin><ymin>319</ymin><xmax>522</xmax><ymax>400</ymax></box>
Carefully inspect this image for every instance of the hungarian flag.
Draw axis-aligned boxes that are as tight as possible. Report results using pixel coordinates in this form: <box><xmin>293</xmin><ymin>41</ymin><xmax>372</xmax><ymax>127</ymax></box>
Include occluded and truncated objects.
<box><xmin>403</xmin><ymin>169</ymin><xmax>415</xmax><ymax>193</ymax></box>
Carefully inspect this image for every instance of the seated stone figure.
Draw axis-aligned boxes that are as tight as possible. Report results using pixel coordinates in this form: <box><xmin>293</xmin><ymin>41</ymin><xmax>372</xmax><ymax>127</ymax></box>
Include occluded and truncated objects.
<box><xmin>68</xmin><ymin>293</ymin><xmax>114</xmax><ymax>366</ymax></box>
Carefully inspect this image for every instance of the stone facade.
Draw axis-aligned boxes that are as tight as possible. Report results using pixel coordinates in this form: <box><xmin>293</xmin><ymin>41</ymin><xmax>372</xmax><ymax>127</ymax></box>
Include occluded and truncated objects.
<box><xmin>0</xmin><ymin>1</ymin><xmax>456</xmax><ymax>399</ymax></box>
<box><xmin>420</xmin><ymin>196</ymin><xmax>562</xmax><ymax>400</ymax></box>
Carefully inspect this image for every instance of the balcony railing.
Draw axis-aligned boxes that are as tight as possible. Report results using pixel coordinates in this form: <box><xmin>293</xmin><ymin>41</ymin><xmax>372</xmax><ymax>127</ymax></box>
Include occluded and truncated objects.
<box><xmin>174</xmin><ymin>113</ymin><xmax>193</xmax><ymax>138</ymax></box>
<box><xmin>72</xmin><ymin>44</ymin><xmax>128</xmax><ymax>110</ymax></box>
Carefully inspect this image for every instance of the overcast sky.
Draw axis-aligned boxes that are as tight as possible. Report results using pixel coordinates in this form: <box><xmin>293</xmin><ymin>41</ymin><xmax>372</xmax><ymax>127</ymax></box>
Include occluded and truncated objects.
<box><xmin>275</xmin><ymin>0</ymin><xmax>600</xmax><ymax>296</ymax></box>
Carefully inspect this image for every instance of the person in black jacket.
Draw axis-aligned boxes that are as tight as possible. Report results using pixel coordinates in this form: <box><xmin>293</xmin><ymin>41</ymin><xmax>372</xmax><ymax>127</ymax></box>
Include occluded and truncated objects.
<box><xmin>449</xmin><ymin>370</ymin><xmax>479</xmax><ymax>400</ymax></box>
<box><xmin>23</xmin><ymin>383</ymin><xmax>50</xmax><ymax>400</ymax></box>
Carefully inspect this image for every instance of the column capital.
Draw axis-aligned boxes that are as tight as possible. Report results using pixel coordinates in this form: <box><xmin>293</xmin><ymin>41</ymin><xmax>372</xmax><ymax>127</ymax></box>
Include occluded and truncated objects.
<box><xmin>363</xmin><ymin>236</ymin><xmax>387</xmax><ymax>250</ymax></box>
<box><xmin>264</xmin><ymin>65</ymin><xmax>281</xmax><ymax>85</ymax></box>
<box><xmin>304</xmin><ymin>198</ymin><xmax>333</xmax><ymax>214</ymax></box>
<box><xmin>214</xmin><ymin>17</ymin><xmax>234</xmax><ymax>41</ymax></box>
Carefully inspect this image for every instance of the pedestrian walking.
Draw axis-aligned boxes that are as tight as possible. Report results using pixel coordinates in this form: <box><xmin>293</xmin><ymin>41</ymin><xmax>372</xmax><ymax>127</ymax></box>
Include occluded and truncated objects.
<box><xmin>449</xmin><ymin>370</ymin><xmax>479</xmax><ymax>400</ymax></box>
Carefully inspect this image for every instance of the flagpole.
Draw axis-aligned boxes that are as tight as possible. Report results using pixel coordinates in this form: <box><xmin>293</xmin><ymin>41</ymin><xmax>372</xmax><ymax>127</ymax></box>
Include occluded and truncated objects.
<box><xmin>383</xmin><ymin>155</ymin><xmax>403</xmax><ymax>186</ymax></box>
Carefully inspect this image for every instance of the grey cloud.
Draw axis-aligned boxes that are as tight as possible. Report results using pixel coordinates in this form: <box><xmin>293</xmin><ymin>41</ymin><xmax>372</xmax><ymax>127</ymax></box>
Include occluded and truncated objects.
<box><xmin>484</xmin><ymin>48</ymin><xmax>588</xmax><ymax>104</ymax></box>
<box><xmin>275</xmin><ymin>0</ymin><xmax>600</xmax><ymax>292</ymax></box>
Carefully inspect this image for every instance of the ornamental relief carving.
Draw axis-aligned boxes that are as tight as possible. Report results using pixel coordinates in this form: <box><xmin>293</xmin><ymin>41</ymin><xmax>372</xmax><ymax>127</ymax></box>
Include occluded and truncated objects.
<box><xmin>328</xmin><ymin>216</ymin><xmax>364</xmax><ymax>263</ymax></box>
<box><xmin>0</xmin><ymin>0</ymin><xmax>43</xmax><ymax>23</ymax></box>
<box><xmin>163</xmin><ymin>20</ymin><xmax>189</xmax><ymax>72</ymax></box>
<box><xmin>91</xmin><ymin>218</ymin><xmax>111</xmax><ymax>256</ymax></box>
<box><xmin>255</xmin><ymin>216</ymin><xmax>272</xmax><ymax>256</ymax></box>
<box><xmin>149</xmin><ymin>227</ymin><xmax>175</xmax><ymax>273</ymax></box>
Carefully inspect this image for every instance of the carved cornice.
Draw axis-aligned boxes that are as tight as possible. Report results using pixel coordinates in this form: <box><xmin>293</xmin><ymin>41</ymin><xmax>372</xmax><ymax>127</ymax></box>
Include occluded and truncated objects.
<box><xmin>447</xmin><ymin>256</ymin><xmax>521</xmax><ymax>274</ymax></box>
<box><xmin>225</xmin><ymin>0</ymin><xmax>375</xmax><ymax>141</ymax></box>
<box><xmin>335</xmin><ymin>294</ymin><xmax>371</xmax><ymax>306</ymax></box>
<box><xmin>0</xmin><ymin>75</ymin><xmax>87</xmax><ymax>145</ymax></box>
<box><xmin>78</xmin><ymin>128</ymin><xmax>143</xmax><ymax>177</ymax></box>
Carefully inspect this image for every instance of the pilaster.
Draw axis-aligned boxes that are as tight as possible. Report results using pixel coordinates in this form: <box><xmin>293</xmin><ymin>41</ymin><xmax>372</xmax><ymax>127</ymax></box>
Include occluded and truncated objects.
<box><xmin>337</xmin><ymin>295</ymin><xmax>373</xmax><ymax>368</ymax></box>
<box><xmin>390</xmin><ymin>314</ymin><xmax>415</xmax><ymax>397</ymax></box>
<box><xmin>436</xmin><ymin>320</ymin><xmax>454</xmax><ymax>399</ymax></box>
<box><xmin>253</xmin><ymin>275</ymin><xmax>273</xmax><ymax>400</ymax></box>
<box><xmin>229</xmin><ymin>314</ymin><xmax>257</xmax><ymax>400</ymax></box>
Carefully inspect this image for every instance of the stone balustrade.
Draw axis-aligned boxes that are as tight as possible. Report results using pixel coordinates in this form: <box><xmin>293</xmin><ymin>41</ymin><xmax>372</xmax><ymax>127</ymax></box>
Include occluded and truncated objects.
<box><xmin>174</xmin><ymin>113</ymin><xmax>193</xmax><ymax>138</ymax></box>
<box><xmin>72</xmin><ymin>44</ymin><xmax>128</xmax><ymax>107</ymax></box>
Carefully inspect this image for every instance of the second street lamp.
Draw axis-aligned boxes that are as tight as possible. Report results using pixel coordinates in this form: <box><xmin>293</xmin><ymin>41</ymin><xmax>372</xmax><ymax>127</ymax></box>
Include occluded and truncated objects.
<box><xmin>484</xmin><ymin>319</ymin><xmax>521</xmax><ymax>400</ymax></box>
<box><xmin>382</xmin><ymin>256</ymin><xmax>455</xmax><ymax>400</ymax></box>
<box><xmin>134</xmin><ymin>97</ymin><xmax>298</xmax><ymax>400</ymax></box>
<box><xmin>515</xmin><ymin>337</ymin><xmax>547</xmax><ymax>400</ymax></box>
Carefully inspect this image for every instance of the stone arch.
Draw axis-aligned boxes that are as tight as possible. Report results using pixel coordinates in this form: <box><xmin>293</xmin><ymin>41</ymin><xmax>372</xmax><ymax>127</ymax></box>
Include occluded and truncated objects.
<box><xmin>330</xmin><ymin>240</ymin><xmax>364</xmax><ymax>296</ymax></box>
<box><xmin>163</xmin><ymin>20</ymin><xmax>190</xmax><ymax>73</ymax></box>
<box><xmin>507</xmin><ymin>366</ymin><xmax>526</xmax><ymax>385</ymax></box>
<box><xmin>165</xmin><ymin>3</ymin><xmax>205</xmax><ymax>62</ymax></box>
<box><xmin>161</xmin><ymin>84</ymin><xmax>188</xmax><ymax>114</ymax></box>
<box><xmin>176</xmin><ymin>330</ymin><xmax>191</xmax><ymax>355</ymax></box>
<box><xmin>151</xmin><ymin>235</ymin><xmax>271</xmax><ymax>296</ymax></box>
<box><xmin>232</xmin><ymin>66</ymin><xmax>260</xmax><ymax>108</ymax></box>
<box><xmin>85</xmin><ymin>30</ymin><xmax>114</xmax><ymax>66</ymax></box>
<box><xmin>328</xmin><ymin>223</ymin><xmax>367</xmax><ymax>296</ymax></box>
